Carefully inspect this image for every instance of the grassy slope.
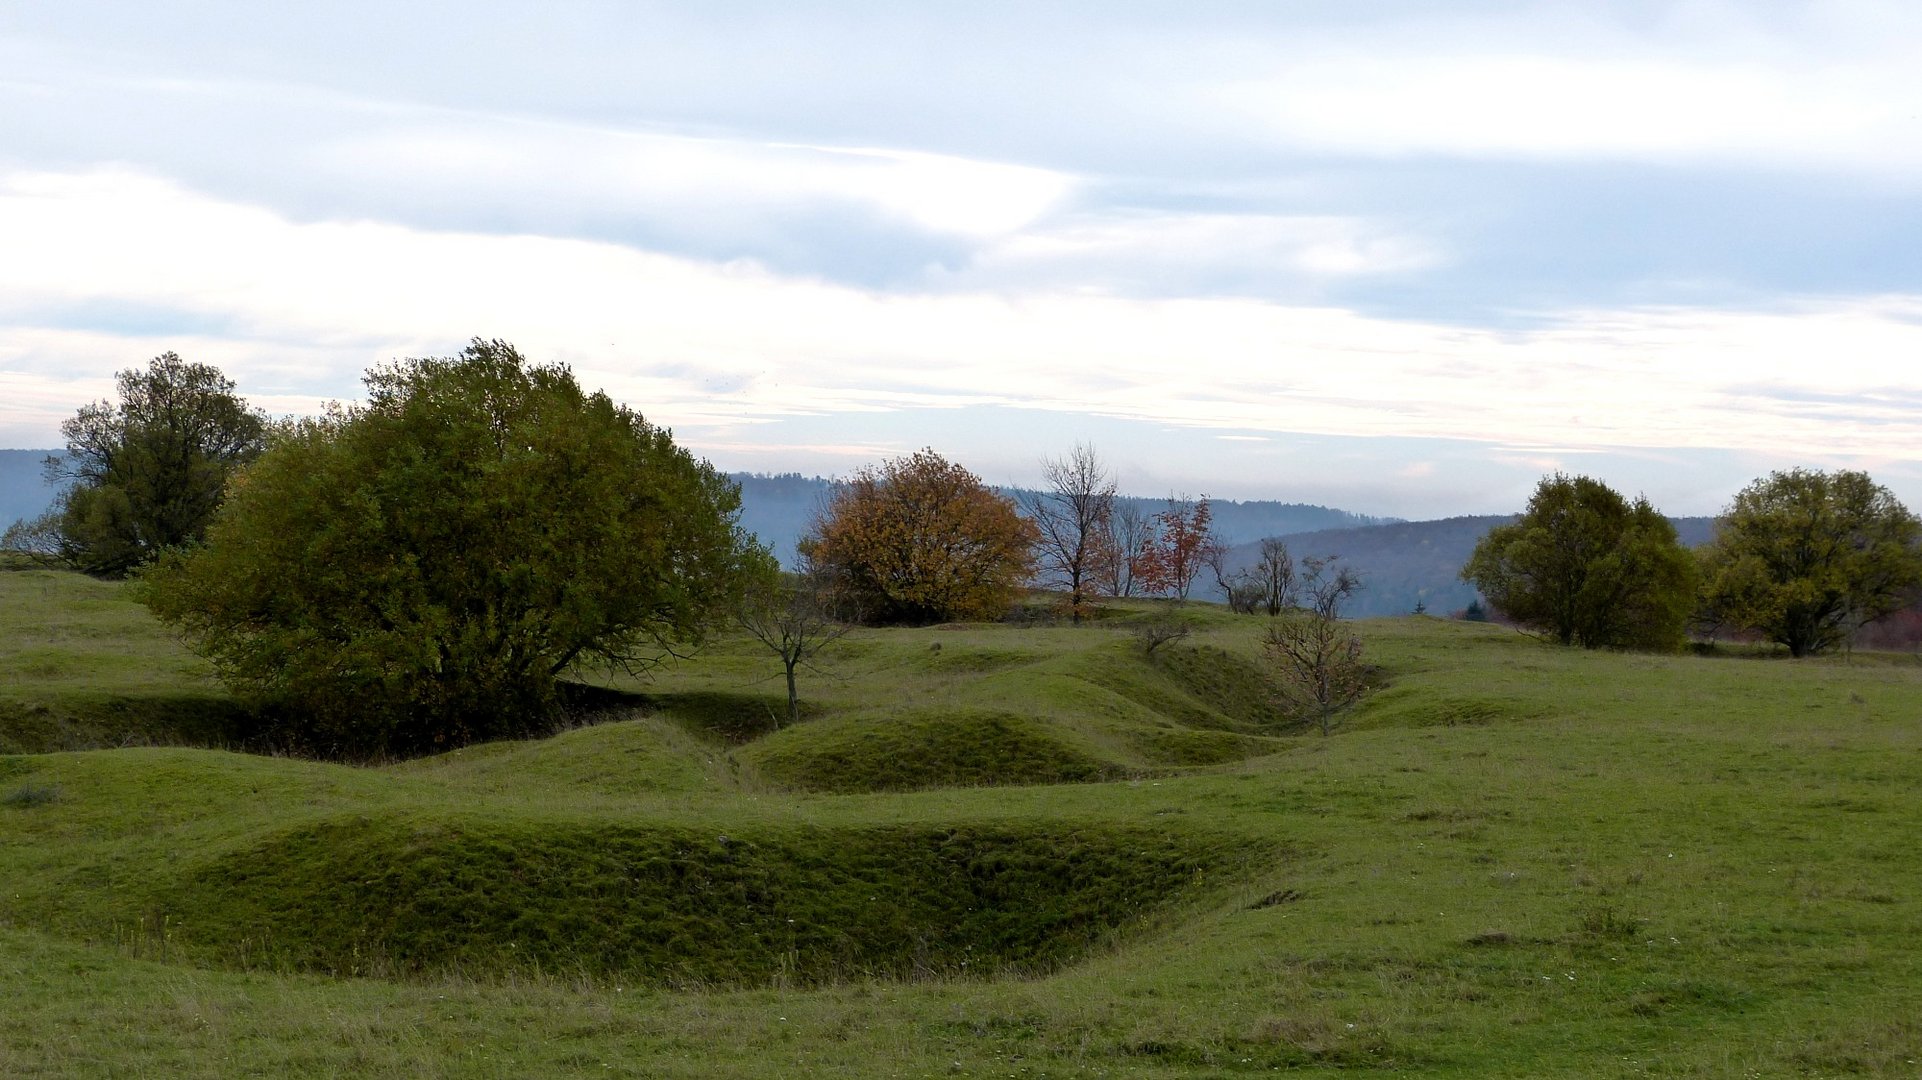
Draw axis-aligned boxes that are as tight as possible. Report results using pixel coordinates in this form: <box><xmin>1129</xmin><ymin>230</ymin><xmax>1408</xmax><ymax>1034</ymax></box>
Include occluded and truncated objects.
<box><xmin>3</xmin><ymin>570</ymin><xmax>1922</xmax><ymax>1076</ymax></box>
<box><xmin>0</xmin><ymin>569</ymin><xmax>243</xmax><ymax>753</ymax></box>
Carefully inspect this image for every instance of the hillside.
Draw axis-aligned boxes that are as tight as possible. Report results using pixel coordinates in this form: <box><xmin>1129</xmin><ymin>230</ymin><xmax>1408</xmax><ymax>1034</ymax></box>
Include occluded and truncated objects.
<box><xmin>732</xmin><ymin>471</ymin><xmax>1384</xmax><ymax>564</ymax></box>
<box><xmin>4</xmin><ymin>568</ymin><xmax>1922</xmax><ymax>1076</ymax></box>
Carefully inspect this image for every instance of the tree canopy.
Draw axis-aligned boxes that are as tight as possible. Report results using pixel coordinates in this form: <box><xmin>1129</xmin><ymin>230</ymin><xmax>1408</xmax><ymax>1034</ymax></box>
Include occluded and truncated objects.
<box><xmin>140</xmin><ymin>339</ymin><xmax>762</xmax><ymax>756</ymax></box>
<box><xmin>804</xmin><ymin>449</ymin><xmax>1037</xmax><ymax>624</ymax></box>
<box><xmin>1461</xmin><ymin>473</ymin><xmax>1695</xmax><ymax>650</ymax></box>
<box><xmin>15</xmin><ymin>352</ymin><xmax>265</xmax><ymax>576</ymax></box>
<box><xmin>1135</xmin><ymin>496</ymin><xmax>1211</xmax><ymax>601</ymax></box>
<box><xmin>1698</xmin><ymin>468</ymin><xmax>1922</xmax><ymax>657</ymax></box>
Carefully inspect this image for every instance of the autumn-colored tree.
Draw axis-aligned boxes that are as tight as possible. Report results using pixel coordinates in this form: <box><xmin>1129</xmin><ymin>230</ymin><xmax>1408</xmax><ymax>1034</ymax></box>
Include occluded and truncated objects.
<box><xmin>1099</xmin><ymin>500</ymin><xmax>1153</xmax><ymax>598</ymax></box>
<box><xmin>805</xmin><ymin>449</ymin><xmax>1038</xmax><ymax>624</ymax></box>
<box><xmin>1135</xmin><ymin>495</ymin><xmax>1211</xmax><ymax>600</ymax></box>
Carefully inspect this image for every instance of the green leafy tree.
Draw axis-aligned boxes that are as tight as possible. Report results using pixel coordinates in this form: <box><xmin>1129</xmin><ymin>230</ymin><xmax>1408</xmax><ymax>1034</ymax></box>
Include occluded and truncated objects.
<box><xmin>140</xmin><ymin>339</ymin><xmax>761</xmax><ymax>757</ymax></box>
<box><xmin>1698</xmin><ymin>468</ymin><xmax>1922</xmax><ymax>657</ymax></box>
<box><xmin>1461</xmin><ymin>473</ymin><xmax>1695</xmax><ymax>650</ymax></box>
<box><xmin>16</xmin><ymin>352</ymin><xmax>265</xmax><ymax>576</ymax></box>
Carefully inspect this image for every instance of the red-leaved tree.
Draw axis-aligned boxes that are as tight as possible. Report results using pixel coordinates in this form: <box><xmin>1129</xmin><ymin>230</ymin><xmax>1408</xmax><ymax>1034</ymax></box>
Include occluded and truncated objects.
<box><xmin>1135</xmin><ymin>495</ymin><xmax>1211</xmax><ymax>601</ymax></box>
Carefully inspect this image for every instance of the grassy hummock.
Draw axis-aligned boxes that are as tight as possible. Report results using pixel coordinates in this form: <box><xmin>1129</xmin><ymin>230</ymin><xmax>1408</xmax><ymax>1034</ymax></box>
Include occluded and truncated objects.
<box><xmin>143</xmin><ymin>812</ymin><xmax>1261</xmax><ymax>986</ymax></box>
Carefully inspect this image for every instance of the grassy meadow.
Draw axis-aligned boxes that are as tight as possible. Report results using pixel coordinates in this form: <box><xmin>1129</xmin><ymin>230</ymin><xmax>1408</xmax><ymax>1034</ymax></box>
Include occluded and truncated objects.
<box><xmin>3</xmin><ymin>567</ymin><xmax>1922</xmax><ymax>1076</ymax></box>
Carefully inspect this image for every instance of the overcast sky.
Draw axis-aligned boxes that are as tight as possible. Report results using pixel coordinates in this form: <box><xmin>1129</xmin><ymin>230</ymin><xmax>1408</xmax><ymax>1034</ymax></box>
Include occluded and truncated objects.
<box><xmin>5</xmin><ymin>1</ymin><xmax>1922</xmax><ymax>519</ymax></box>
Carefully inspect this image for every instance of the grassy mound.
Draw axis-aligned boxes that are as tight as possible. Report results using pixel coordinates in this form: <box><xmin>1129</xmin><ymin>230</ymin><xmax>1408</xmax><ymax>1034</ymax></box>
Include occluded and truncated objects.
<box><xmin>740</xmin><ymin>708</ymin><xmax>1121</xmax><ymax>793</ymax></box>
<box><xmin>148</xmin><ymin>812</ymin><xmax>1260</xmax><ymax>986</ymax></box>
<box><xmin>1150</xmin><ymin>642</ymin><xmax>1287</xmax><ymax>730</ymax></box>
<box><xmin>386</xmin><ymin>714</ymin><xmax>734</xmax><ymax>798</ymax></box>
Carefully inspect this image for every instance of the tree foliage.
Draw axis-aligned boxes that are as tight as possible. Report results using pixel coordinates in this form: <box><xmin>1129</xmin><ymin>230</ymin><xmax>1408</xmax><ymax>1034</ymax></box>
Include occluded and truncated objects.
<box><xmin>140</xmin><ymin>339</ymin><xmax>760</xmax><ymax>757</ymax></box>
<box><xmin>1021</xmin><ymin>443</ymin><xmax>1117</xmax><ymax>623</ymax></box>
<box><xmin>804</xmin><ymin>449</ymin><xmax>1038</xmax><ymax>625</ymax></box>
<box><xmin>1698</xmin><ymin>468</ymin><xmax>1922</xmax><ymax>657</ymax></box>
<box><xmin>1263</xmin><ymin>556</ymin><xmax>1366</xmax><ymax>735</ymax></box>
<box><xmin>1099</xmin><ymin>500</ymin><xmax>1152</xmax><ymax>599</ymax></box>
<box><xmin>20</xmin><ymin>352</ymin><xmax>265</xmax><ymax>576</ymax></box>
<box><xmin>1135</xmin><ymin>495</ymin><xmax>1211</xmax><ymax>601</ymax></box>
<box><xmin>1461</xmin><ymin>473</ymin><xmax>1695</xmax><ymax>650</ymax></box>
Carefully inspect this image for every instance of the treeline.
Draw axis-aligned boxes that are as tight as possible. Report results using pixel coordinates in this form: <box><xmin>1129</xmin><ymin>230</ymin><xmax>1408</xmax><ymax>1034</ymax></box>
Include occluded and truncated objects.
<box><xmin>1463</xmin><ymin>472</ymin><xmax>1922</xmax><ymax>657</ymax></box>
<box><xmin>6</xmin><ymin>343</ymin><xmax>1918</xmax><ymax>758</ymax></box>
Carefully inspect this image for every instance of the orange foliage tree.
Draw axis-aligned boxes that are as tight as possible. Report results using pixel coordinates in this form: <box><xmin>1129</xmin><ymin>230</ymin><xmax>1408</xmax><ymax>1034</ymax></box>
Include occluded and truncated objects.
<box><xmin>804</xmin><ymin>449</ymin><xmax>1038</xmax><ymax>624</ymax></box>
<box><xmin>1134</xmin><ymin>495</ymin><xmax>1212</xmax><ymax>600</ymax></box>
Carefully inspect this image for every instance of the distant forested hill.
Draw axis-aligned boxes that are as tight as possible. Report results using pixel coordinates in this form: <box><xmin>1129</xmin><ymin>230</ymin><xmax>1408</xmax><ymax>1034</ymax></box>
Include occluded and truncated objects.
<box><xmin>727</xmin><ymin>472</ymin><xmax>1386</xmax><ymax>566</ymax></box>
<box><xmin>1212</xmin><ymin>513</ymin><xmax>1718</xmax><ymax>618</ymax></box>
<box><xmin>730</xmin><ymin>472</ymin><xmax>835</xmax><ymax>562</ymax></box>
<box><xmin>0</xmin><ymin>450</ymin><xmax>58</xmax><ymax>529</ymax></box>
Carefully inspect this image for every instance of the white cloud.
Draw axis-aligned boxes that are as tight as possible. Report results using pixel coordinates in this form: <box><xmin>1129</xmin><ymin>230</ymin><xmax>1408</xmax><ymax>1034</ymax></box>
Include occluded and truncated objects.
<box><xmin>950</xmin><ymin>211</ymin><xmax>1440</xmax><ymax>291</ymax></box>
<box><xmin>1211</xmin><ymin>14</ymin><xmax>1922</xmax><ymax>176</ymax></box>
<box><xmin>316</xmin><ymin>120</ymin><xmax>1074</xmax><ymax>239</ymax></box>
<box><xmin>3</xmin><ymin>167</ymin><xmax>1922</xmax><ymax>477</ymax></box>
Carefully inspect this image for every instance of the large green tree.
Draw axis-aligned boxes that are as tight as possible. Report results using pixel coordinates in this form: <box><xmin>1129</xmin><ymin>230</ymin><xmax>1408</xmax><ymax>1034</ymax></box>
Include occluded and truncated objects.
<box><xmin>1697</xmin><ymin>468</ymin><xmax>1922</xmax><ymax>657</ymax></box>
<box><xmin>19</xmin><ymin>352</ymin><xmax>265</xmax><ymax>576</ymax></box>
<box><xmin>1461</xmin><ymin>473</ymin><xmax>1696</xmax><ymax>650</ymax></box>
<box><xmin>141</xmin><ymin>339</ymin><xmax>763</xmax><ymax>756</ymax></box>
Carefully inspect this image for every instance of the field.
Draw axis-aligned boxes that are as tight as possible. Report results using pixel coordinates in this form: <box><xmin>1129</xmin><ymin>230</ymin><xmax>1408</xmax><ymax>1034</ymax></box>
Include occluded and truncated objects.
<box><xmin>3</xmin><ymin>567</ymin><xmax>1921</xmax><ymax>1077</ymax></box>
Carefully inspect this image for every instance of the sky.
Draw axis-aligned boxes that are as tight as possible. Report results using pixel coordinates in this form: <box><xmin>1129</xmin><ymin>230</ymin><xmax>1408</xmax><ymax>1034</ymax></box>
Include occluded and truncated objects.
<box><xmin>5</xmin><ymin>1</ymin><xmax>1922</xmax><ymax>520</ymax></box>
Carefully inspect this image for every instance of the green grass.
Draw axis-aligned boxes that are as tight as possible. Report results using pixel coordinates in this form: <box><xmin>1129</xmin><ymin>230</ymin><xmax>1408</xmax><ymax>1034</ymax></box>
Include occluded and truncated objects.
<box><xmin>4</xmin><ymin>573</ymin><xmax>1922</xmax><ymax>1076</ymax></box>
<box><xmin>0</xmin><ymin>569</ymin><xmax>244</xmax><ymax>753</ymax></box>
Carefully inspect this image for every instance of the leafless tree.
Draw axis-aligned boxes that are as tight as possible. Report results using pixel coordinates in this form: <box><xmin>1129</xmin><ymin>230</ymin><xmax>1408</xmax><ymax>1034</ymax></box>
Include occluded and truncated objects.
<box><xmin>1134</xmin><ymin>613</ymin><xmax>1193</xmax><ymax>656</ymax></box>
<box><xmin>1202</xmin><ymin>536</ymin><xmax>1263</xmax><ymax>614</ymax></box>
<box><xmin>738</xmin><ymin>558</ymin><xmax>856</xmax><ymax>727</ymax></box>
<box><xmin>1021</xmin><ymin>443</ymin><xmax>1117</xmax><ymax>623</ymax></box>
<box><xmin>1101</xmin><ymin>500</ymin><xmax>1152</xmax><ymax>599</ymax></box>
<box><xmin>1252</xmin><ymin>537</ymin><xmax>1297</xmax><ymax>616</ymax></box>
<box><xmin>1262</xmin><ymin>555</ymin><xmax>1366</xmax><ymax>736</ymax></box>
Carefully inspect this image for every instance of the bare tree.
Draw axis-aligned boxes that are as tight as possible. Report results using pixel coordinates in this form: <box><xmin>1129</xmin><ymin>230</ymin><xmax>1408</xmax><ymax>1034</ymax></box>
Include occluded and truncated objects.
<box><xmin>1252</xmin><ymin>537</ymin><xmax>1297</xmax><ymax>616</ymax></box>
<box><xmin>1202</xmin><ymin>536</ymin><xmax>1263</xmax><ymax>614</ymax></box>
<box><xmin>1262</xmin><ymin>556</ymin><xmax>1366</xmax><ymax>736</ymax></box>
<box><xmin>1021</xmin><ymin>443</ymin><xmax>1117</xmax><ymax>623</ymax></box>
<box><xmin>738</xmin><ymin>558</ymin><xmax>856</xmax><ymax>727</ymax></box>
<box><xmin>1101</xmin><ymin>500</ymin><xmax>1152</xmax><ymax>598</ymax></box>
<box><xmin>1133</xmin><ymin>612</ymin><xmax>1193</xmax><ymax>656</ymax></box>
